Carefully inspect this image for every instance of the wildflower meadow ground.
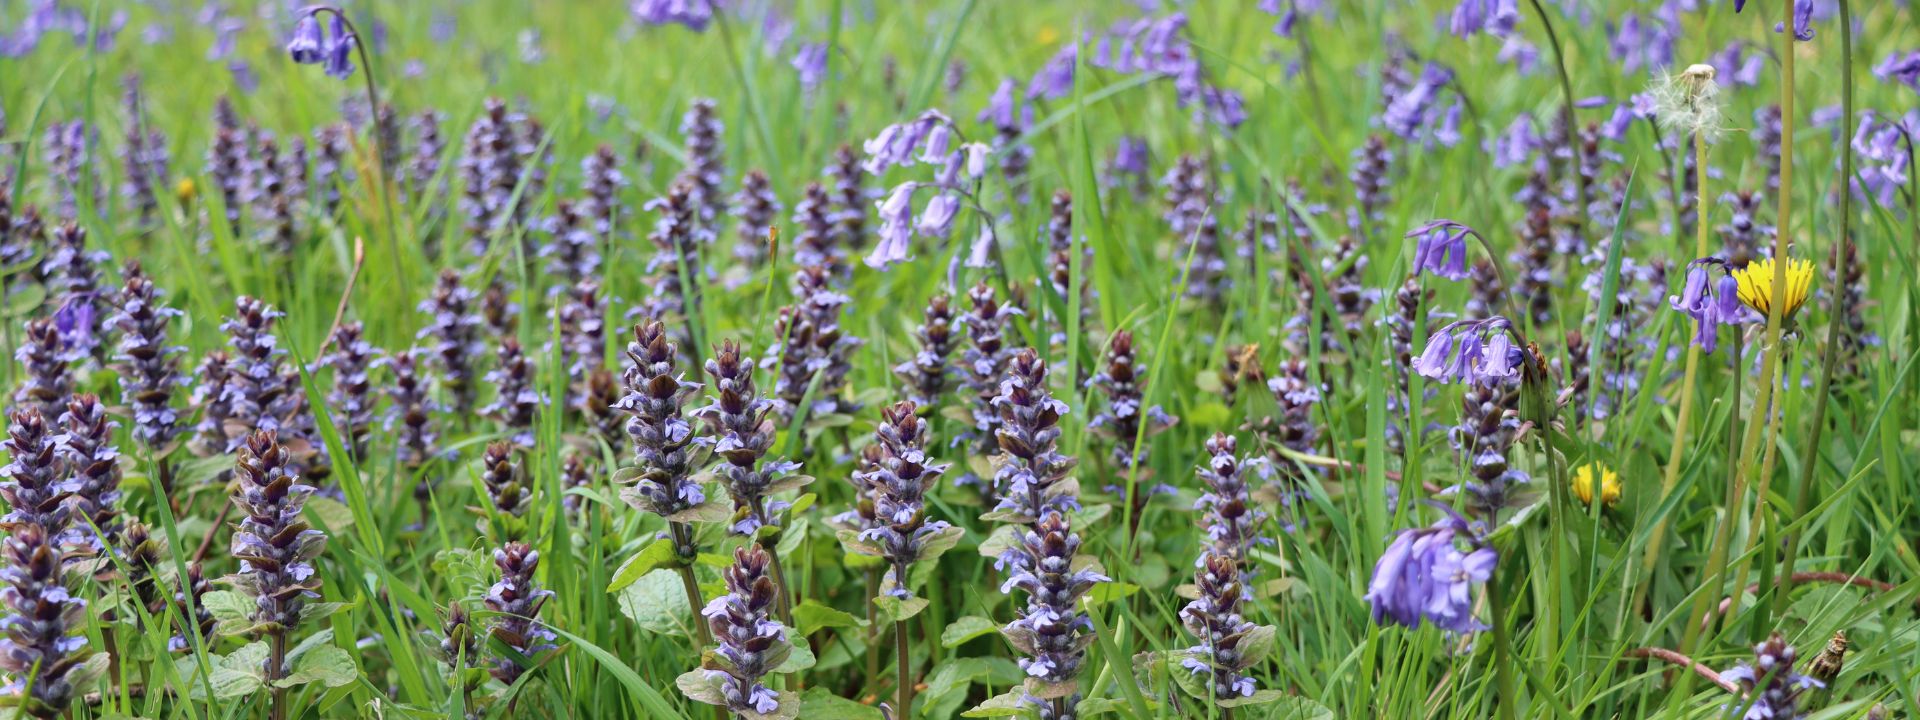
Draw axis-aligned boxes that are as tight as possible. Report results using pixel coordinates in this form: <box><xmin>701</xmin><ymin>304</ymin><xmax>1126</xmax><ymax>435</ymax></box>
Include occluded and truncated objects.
<box><xmin>0</xmin><ymin>0</ymin><xmax>1916</xmax><ymax>718</ymax></box>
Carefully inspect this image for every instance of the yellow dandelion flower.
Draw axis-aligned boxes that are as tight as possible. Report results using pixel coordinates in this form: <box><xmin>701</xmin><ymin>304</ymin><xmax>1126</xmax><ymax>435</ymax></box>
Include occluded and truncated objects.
<box><xmin>174</xmin><ymin>177</ymin><xmax>198</xmax><ymax>203</ymax></box>
<box><xmin>1571</xmin><ymin>463</ymin><xmax>1621</xmax><ymax>508</ymax></box>
<box><xmin>1731</xmin><ymin>256</ymin><xmax>1815</xmax><ymax>322</ymax></box>
<box><xmin>1036</xmin><ymin>26</ymin><xmax>1060</xmax><ymax>45</ymax></box>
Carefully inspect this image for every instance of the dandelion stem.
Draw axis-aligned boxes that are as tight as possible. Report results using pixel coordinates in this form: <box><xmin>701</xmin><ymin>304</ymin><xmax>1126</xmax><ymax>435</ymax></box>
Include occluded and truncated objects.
<box><xmin>1635</xmin><ymin>122</ymin><xmax>1714</xmax><ymax>618</ymax></box>
<box><xmin>1777</xmin><ymin>0</ymin><xmax>1852</xmax><ymax>617</ymax></box>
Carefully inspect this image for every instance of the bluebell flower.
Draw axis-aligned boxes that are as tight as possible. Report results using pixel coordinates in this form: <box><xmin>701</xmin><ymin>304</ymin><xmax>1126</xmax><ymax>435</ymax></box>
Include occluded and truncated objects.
<box><xmin>1876</xmin><ymin>51</ymin><xmax>1920</xmax><ymax>90</ymax></box>
<box><xmin>867</xmin><ymin>182</ymin><xmax>918</xmax><ymax>269</ymax></box>
<box><xmin>1773</xmin><ymin>0</ymin><xmax>1814</xmax><ymax>41</ymax></box>
<box><xmin>1026</xmin><ymin>44</ymin><xmax>1078</xmax><ymax>101</ymax></box>
<box><xmin>1364</xmin><ymin>513</ymin><xmax>1495</xmax><ymax>632</ymax></box>
<box><xmin>1669</xmin><ymin>259</ymin><xmax>1750</xmax><ymax>355</ymax></box>
<box><xmin>1710</xmin><ymin>41</ymin><xmax>1764</xmax><ymax>87</ymax></box>
<box><xmin>792</xmin><ymin>43</ymin><xmax>828</xmax><ymax>91</ymax></box>
<box><xmin>1413</xmin><ymin>317</ymin><xmax>1527</xmax><ymax>386</ymax></box>
<box><xmin>287</xmin><ymin>16</ymin><xmax>325</xmax><ymax>63</ymax></box>
<box><xmin>631</xmin><ymin>0</ymin><xmax>716</xmax><ymax>31</ymax></box>
<box><xmin>1407</xmin><ymin>219</ymin><xmax>1478</xmax><ymax>281</ymax></box>
<box><xmin>1449</xmin><ymin>0</ymin><xmax>1518</xmax><ymax>38</ymax></box>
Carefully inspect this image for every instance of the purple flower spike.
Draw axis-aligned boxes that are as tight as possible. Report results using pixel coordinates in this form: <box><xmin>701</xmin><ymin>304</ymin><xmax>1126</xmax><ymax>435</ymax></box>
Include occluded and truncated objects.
<box><xmin>1407</xmin><ymin>219</ymin><xmax>1477</xmax><ymax>282</ymax></box>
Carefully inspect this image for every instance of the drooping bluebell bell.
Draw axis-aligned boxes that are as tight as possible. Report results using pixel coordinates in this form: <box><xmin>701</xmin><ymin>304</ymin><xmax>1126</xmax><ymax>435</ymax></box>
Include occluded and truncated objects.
<box><xmin>1407</xmin><ymin>219</ymin><xmax>1478</xmax><ymax>282</ymax></box>
<box><xmin>868</xmin><ymin>182</ymin><xmax>919</xmax><ymax>269</ymax></box>
<box><xmin>1090</xmin><ymin>14</ymin><xmax>1246</xmax><ymax>129</ymax></box>
<box><xmin>792</xmin><ymin>42</ymin><xmax>828</xmax><ymax>91</ymax></box>
<box><xmin>1850</xmin><ymin>111</ymin><xmax>1914</xmax><ymax>208</ymax></box>
<box><xmin>1709</xmin><ymin>41</ymin><xmax>1764</xmax><ymax>88</ymax></box>
<box><xmin>1448</xmin><ymin>0</ymin><xmax>1518</xmax><ymax>38</ymax></box>
<box><xmin>1773</xmin><ymin>0</ymin><xmax>1815</xmax><ymax>41</ymax></box>
<box><xmin>1364</xmin><ymin>512</ymin><xmax>1495</xmax><ymax>633</ymax></box>
<box><xmin>1413</xmin><ymin>317</ymin><xmax>1528</xmax><ymax>386</ymax></box>
<box><xmin>285</xmin><ymin>8</ymin><xmax>357</xmax><ymax>79</ymax></box>
<box><xmin>1026</xmin><ymin>43</ymin><xmax>1078</xmax><ymax>101</ymax></box>
<box><xmin>631</xmin><ymin>0</ymin><xmax>716</xmax><ymax>31</ymax></box>
<box><xmin>1876</xmin><ymin>50</ymin><xmax>1920</xmax><ymax>90</ymax></box>
<box><xmin>1669</xmin><ymin>259</ymin><xmax>1749</xmax><ymax>355</ymax></box>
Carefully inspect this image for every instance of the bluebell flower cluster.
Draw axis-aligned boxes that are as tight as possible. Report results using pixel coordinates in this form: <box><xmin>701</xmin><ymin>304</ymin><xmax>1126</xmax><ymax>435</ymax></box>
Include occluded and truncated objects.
<box><xmin>861</xmin><ymin>111</ymin><xmax>988</xmax><ymax>269</ymax></box>
<box><xmin>287</xmin><ymin>8</ymin><xmax>357</xmax><ymax>79</ymax></box>
<box><xmin>1089</xmin><ymin>14</ymin><xmax>1246</xmax><ymax>128</ymax></box>
<box><xmin>1413</xmin><ymin>318</ymin><xmax>1527</xmax><ymax>386</ymax></box>
<box><xmin>1365</xmin><ymin>513</ymin><xmax>1496</xmax><ymax>633</ymax></box>
<box><xmin>1408</xmin><ymin>219</ymin><xmax>1481</xmax><ymax>282</ymax></box>
<box><xmin>631</xmin><ymin>0</ymin><xmax>716</xmax><ymax>31</ymax></box>
<box><xmin>1669</xmin><ymin>259</ymin><xmax>1750</xmax><ymax>355</ymax></box>
<box><xmin>1850</xmin><ymin>111</ymin><xmax>1913</xmax><ymax>208</ymax></box>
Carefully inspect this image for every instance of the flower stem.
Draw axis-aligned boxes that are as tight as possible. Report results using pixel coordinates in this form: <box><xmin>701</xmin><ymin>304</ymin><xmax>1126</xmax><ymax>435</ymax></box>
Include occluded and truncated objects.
<box><xmin>1486</xmin><ymin>561</ymin><xmax>1521</xmax><ymax>720</ymax></box>
<box><xmin>670</xmin><ymin>521</ymin><xmax>712</xmax><ymax>647</ymax></box>
<box><xmin>1524</xmin><ymin>0</ymin><xmax>1591</xmax><ymax>241</ymax></box>
<box><xmin>865</xmin><ymin>568</ymin><xmax>881</xmax><ymax>696</ymax></box>
<box><xmin>1777</xmin><ymin>0</ymin><xmax>1852</xmax><ymax>618</ymax></box>
<box><xmin>1671</xmin><ymin>328</ymin><xmax>1744</xmax><ymax>714</ymax></box>
<box><xmin>317</xmin><ymin>7</ymin><xmax>409</xmax><ymax>306</ymax></box>
<box><xmin>895</xmin><ymin>618</ymin><xmax>912</xmax><ymax>716</ymax></box>
<box><xmin>1634</xmin><ymin>126</ymin><xmax>1714</xmax><ymax>617</ymax></box>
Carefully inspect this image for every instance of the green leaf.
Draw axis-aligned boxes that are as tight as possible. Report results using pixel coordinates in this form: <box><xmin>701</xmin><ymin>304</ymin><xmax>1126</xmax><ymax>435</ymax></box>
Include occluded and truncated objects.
<box><xmin>607</xmin><ymin>540</ymin><xmax>679</xmax><ymax>593</ymax></box>
<box><xmin>874</xmin><ymin>593</ymin><xmax>929</xmax><ymax>623</ymax></box>
<box><xmin>1237</xmin><ymin>625</ymin><xmax>1278</xmax><ymax>668</ymax></box>
<box><xmin>305</xmin><ymin>496</ymin><xmax>355</xmax><ymax>532</ymax></box>
<box><xmin>776</xmin><ymin>516</ymin><xmax>810</xmax><ymax>557</ymax></box>
<box><xmin>789</xmin><ymin>492</ymin><xmax>818</xmax><ymax>516</ymax></box>
<box><xmin>794</xmin><ymin>599</ymin><xmax>867</xmax><ymax>636</ymax></box>
<box><xmin>431</xmin><ymin>548</ymin><xmax>490</xmax><ymax>597</ymax></box>
<box><xmin>1217</xmin><ymin>689</ymin><xmax>1287</xmax><ymax>709</ymax></box>
<box><xmin>616</xmin><ymin>569</ymin><xmax>695</xmax><ymax>638</ymax></box>
<box><xmin>939</xmin><ymin>616</ymin><xmax>998</xmax><ymax>648</ymax></box>
<box><xmin>916</xmin><ymin>525</ymin><xmax>966</xmax><ymax>564</ymax></box>
<box><xmin>274</xmin><ymin>645</ymin><xmax>357</xmax><ymax>688</ymax></box>
<box><xmin>797</xmin><ymin>686</ymin><xmax>884</xmax><ymax>720</ymax></box>
<box><xmin>961</xmin><ymin>689</ymin><xmax>1026</xmax><ymax>717</ymax></box>
<box><xmin>1084</xmin><ymin>582</ymin><xmax>1139</xmax><ymax>606</ymax></box>
<box><xmin>200</xmin><ymin>590</ymin><xmax>252</xmax><ymax>626</ymax></box>
<box><xmin>676</xmin><ymin>668</ymin><xmax>727</xmax><ymax>706</ymax></box>
<box><xmin>922</xmin><ymin>657</ymin><xmax>994</xmax><ymax>716</ymax></box>
<box><xmin>773</xmin><ymin>629</ymin><xmax>815</xmax><ymax>673</ymax></box>
<box><xmin>298</xmin><ymin>601</ymin><xmax>354</xmax><ymax>624</ymax></box>
<box><xmin>1258</xmin><ymin>695</ymin><xmax>1335</xmax><ymax>719</ymax></box>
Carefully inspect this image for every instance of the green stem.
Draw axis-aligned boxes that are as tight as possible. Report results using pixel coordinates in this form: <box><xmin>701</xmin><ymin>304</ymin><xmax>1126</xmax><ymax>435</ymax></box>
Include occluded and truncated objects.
<box><xmin>1777</xmin><ymin>0</ymin><xmax>1851</xmax><ymax>618</ymax></box>
<box><xmin>895</xmin><ymin>619</ymin><xmax>912</xmax><ymax>717</ymax></box>
<box><xmin>1671</xmin><ymin>329</ymin><xmax>1744</xmax><ymax>715</ymax></box>
<box><xmin>1634</xmin><ymin>127</ymin><xmax>1714</xmax><ymax>617</ymax></box>
<box><xmin>1524</xmin><ymin>0</ymin><xmax>1591</xmax><ymax>242</ymax></box>
<box><xmin>670</xmin><ymin>522</ymin><xmax>712</xmax><ymax>647</ymax></box>
<box><xmin>1487</xmin><ymin>560</ymin><xmax>1521</xmax><ymax>720</ymax></box>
